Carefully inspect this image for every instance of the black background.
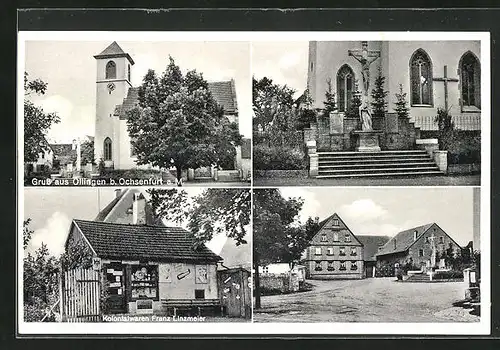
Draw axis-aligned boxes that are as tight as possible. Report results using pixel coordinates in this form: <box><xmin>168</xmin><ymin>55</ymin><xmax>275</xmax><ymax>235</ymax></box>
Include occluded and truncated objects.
<box><xmin>4</xmin><ymin>5</ymin><xmax>500</xmax><ymax>348</ymax></box>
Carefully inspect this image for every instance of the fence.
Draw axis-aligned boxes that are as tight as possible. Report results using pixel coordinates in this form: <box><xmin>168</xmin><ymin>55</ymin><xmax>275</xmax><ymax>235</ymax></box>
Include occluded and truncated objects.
<box><xmin>61</xmin><ymin>268</ymin><xmax>101</xmax><ymax>322</ymax></box>
<box><xmin>414</xmin><ymin>114</ymin><xmax>481</xmax><ymax>131</ymax></box>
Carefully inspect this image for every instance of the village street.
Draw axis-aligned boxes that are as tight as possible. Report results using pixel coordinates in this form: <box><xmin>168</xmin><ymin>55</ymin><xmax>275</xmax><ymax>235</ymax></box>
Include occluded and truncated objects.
<box><xmin>253</xmin><ymin>278</ymin><xmax>479</xmax><ymax>323</ymax></box>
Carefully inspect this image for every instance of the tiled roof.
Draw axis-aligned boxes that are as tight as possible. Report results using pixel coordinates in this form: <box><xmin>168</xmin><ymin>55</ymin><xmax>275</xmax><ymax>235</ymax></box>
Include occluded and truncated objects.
<box><xmin>218</xmin><ymin>237</ymin><xmax>251</xmax><ymax>269</ymax></box>
<box><xmin>114</xmin><ymin>88</ymin><xmax>140</xmax><ymax>119</ymax></box>
<box><xmin>49</xmin><ymin>144</ymin><xmax>77</xmax><ymax>165</ymax></box>
<box><xmin>94</xmin><ymin>189</ymin><xmax>128</xmax><ymax>222</ymax></box>
<box><xmin>207</xmin><ymin>80</ymin><xmax>238</xmax><ymax>115</ymax></box>
<box><xmin>74</xmin><ymin>219</ymin><xmax>222</xmax><ymax>263</ymax></box>
<box><xmin>357</xmin><ymin>235</ymin><xmax>391</xmax><ymax>261</ymax></box>
<box><xmin>94</xmin><ymin>41</ymin><xmax>135</xmax><ymax>65</ymax></box>
<box><xmin>375</xmin><ymin>223</ymin><xmax>435</xmax><ymax>257</ymax></box>
<box><xmin>241</xmin><ymin>138</ymin><xmax>251</xmax><ymax>159</ymax></box>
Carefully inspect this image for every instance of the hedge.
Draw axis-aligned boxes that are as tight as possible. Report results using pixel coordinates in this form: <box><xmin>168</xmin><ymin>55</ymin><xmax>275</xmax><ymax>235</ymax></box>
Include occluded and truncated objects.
<box><xmin>433</xmin><ymin>270</ymin><xmax>464</xmax><ymax>280</ymax></box>
<box><xmin>253</xmin><ymin>144</ymin><xmax>307</xmax><ymax>170</ymax></box>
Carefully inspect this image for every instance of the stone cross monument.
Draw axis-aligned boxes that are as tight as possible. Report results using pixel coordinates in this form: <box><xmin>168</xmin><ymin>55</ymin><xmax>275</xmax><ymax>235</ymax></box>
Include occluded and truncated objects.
<box><xmin>348</xmin><ymin>41</ymin><xmax>383</xmax><ymax>152</ymax></box>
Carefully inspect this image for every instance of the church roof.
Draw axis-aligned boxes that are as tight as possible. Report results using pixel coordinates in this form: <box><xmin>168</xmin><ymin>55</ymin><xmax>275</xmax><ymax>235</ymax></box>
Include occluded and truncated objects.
<box><xmin>207</xmin><ymin>80</ymin><xmax>238</xmax><ymax>115</ymax></box>
<box><xmin>375</xmin><ymin>223</ymin><xmax>435</xmax><ymax>257</ymax></box>
<box><xmin>94</xmin><ymin>41</ymin><xmax>135</xmax><ymax>65</ymax></box>
<box><xmin>73</xmin><ymin>219</ymin><xmax>222</xmax><ymax>263</ymax></box>
<box><xmin>114</xmin><ymin>81</ymin><xmax>238</xmax><ymax>119</ymax></box>
<box><xmin>356</xmin><ymin>235</ymin><xmax>391</xmax><ymax>262</ymax></box>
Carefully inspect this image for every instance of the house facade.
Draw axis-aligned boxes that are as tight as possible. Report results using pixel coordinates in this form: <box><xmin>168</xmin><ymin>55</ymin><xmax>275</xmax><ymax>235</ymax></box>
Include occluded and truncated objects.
<box><xmin>375</xmin><ymin>222</ymin><xmax>462</xmax><ymax>270</ymax></box>
<box><xmin>93</xmin><ymin>41</ymin><xmax>248</xmax><ymax>175</ymax></box>
<box><xmin>307</xmin><ymin>41</ymin><xmax>481</xmax><ymax>132</ymax></box>
<box><xmin>304</xmin><ymin>213</ymin><xmax>364</xmax><ymax>280</ymax></box>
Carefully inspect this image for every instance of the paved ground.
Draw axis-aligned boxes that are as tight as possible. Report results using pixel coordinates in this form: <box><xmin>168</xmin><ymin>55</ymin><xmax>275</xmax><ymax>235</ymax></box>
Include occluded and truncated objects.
<box><xmin>253</xmin><ymin>175</ymin><xmax>480</xmax><ymax>187</ymax></box>
<box><xmin>253</xmin><ymin>278</ymin><xmax>479</xmax><ymax>323</ymax></box>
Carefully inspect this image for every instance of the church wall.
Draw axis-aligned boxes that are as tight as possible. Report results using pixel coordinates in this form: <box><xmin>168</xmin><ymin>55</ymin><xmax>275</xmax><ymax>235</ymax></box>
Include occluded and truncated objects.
<box><xmin>307</xmin><ymin>41</ymin><xmax>317</xmax><ymax>100</ymax></box>
<box><xmin>312</xmin><ymin>41</ymin><xmax>382</xmax><ymax>110</ymax></box>
<box><xmin>384</xmin><ymin>41</ymin><xmax>481</xmax><ymax>118</ymax></box>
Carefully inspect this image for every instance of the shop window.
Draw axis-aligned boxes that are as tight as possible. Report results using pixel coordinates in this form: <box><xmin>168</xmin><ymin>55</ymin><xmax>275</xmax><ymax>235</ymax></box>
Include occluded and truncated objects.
<box><xmin>131</xmin><ymin>264</ymin><xmax>159</xmax><ymax>300</ymax></box>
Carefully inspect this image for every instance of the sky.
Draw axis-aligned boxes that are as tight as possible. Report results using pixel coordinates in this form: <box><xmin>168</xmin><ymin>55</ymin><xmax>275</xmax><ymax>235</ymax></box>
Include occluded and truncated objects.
<box><xmin>251</xmin><ymin>41</ymin><xmax>309</xmax><ymax>98</ymax></box>
<box><xmin>23</xmin><ymin>187</ymin><xmax>244</xmax><ymax>257</ymax></box>
<box><xmin>24</xmin><ymin>40</ymin><xmax>252</xmax><ymax>142</ymax></box>
<box><xmin>279</xmin><ymin>187</ymin><xmax>478</xmax><ymax>246</ymax></box>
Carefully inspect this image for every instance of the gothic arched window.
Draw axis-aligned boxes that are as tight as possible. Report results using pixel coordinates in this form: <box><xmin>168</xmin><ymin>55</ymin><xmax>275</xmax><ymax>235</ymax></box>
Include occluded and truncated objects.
<box><xmin>104</xmin><ymin>137</ymin><xmax>112</xmax><ymax>161</ymax></box>
<box><xmin>460</xmin><ymin>51</ymin><xmax>481</xmax><ymax>109</ymax></box>
<box><xmin>336</xmin><ymin>64</ymin><xmax>355</xmax><ymax>113</ymax></box>
<box><xmin>410</xmin><ymin>49</ymin><xmax>433</xmax><ymax>106</ymax></box>
<box><xmin>106</xmin><ymin>61</ymin><xmax>116</xmax><ymax>79</ymax></box>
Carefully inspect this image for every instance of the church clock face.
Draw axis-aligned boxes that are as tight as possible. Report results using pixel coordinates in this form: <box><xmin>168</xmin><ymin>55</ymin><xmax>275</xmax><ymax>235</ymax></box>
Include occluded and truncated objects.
<box><xmin>107</xmin><ymin>82</ymin><xmax>116</xmax><ymax>93</ymax></box>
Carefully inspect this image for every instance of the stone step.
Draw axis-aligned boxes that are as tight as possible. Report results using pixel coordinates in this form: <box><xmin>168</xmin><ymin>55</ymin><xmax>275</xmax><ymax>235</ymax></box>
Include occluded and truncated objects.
<box><xmin>318</xmin><ymin>150</ymin><xmax>428</xmax><ymax>156</ymax></box>
<box><xmin>318</xmin><ymin>158</ymin><xmax>432</xmax><ymax>165</ymax></box>
<box><xmin>318</xmin><ymin>162</ymin><xmax>437</xmax><ymax>169</ymax></box>
<box><xmin>318</xmin><ymin>154</ymin><xmax>432</xmax><ymax>161</ymax></box>
<box><xmin>316</xmin><ymin>170</ymin><xmax>444</xmax><ymax>179</ymax></box>
<box><xmin>318</xmin><ymin>166</ymin><xmax>440</xmax><ymax>175</ymax></box>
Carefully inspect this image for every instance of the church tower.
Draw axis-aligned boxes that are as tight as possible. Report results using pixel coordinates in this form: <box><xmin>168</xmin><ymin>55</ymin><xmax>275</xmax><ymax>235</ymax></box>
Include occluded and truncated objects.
<box><xmin>94</xmin><ymin>42</ymin><xmax>134</xmax><ymax>168</ymax></box>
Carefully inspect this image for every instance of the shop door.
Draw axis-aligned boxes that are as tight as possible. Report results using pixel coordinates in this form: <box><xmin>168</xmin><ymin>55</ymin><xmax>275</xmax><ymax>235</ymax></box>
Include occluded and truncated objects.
<box><xmin>105</xmin><ymin>263</ymin><xmax>126</xmax><ymax>313</ymax></box>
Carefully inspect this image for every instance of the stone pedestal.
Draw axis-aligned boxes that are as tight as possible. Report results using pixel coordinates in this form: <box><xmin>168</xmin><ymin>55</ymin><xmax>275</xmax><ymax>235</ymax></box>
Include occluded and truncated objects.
<box><xmin>353</xmin><ymin>130</ymin><xmax>383</xmax><ymax>152</ymax></box>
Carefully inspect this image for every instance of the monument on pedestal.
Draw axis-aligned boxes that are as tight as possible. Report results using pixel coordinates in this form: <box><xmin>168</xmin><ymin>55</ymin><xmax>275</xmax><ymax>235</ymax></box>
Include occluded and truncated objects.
<box><xmin>348</xmin><ymin>41</ymin><xmax>383</xmax><ymax>152</ymax></box>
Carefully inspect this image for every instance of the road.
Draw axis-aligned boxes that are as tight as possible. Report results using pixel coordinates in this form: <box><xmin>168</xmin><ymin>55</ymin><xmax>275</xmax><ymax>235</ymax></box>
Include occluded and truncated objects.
<box><xmin>253</xmin><ymin>278</ymin><xmax>479</xmax><ymax>322</ymax></box>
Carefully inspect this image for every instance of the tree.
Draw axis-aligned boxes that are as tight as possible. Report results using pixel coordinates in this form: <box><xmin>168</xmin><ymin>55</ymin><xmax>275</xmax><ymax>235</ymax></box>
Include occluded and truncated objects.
<box><xmin>24</xmin><ymin>73</ymin><xmax>60</xmax><ymax>163</ymax></box>
<box><xmin>435</xmin><ymin>107</ymin><xmax>455</xmax><ymax>151</ymax></box>
<box><xmin>345</xmin><ymin>93</ymin><xmax>362</xmax><ymax>119</ymax></box>
<box><xmin>394</xmin><ymin>84</ymin><xmax>410</xmax><ymax>119</ymax></box>
<box><xmin>323</xmin><ymin>78</ymin><xmax>336</xmax><ymax>115</ymax></box>
<box><xmin>371</xmin><ymin>68</ymin><xmax>388</xmax><ymax>119</ymax></box>
<box><xmin>253</xmin><ymin>189</ymin><xmax>306</xmax><ymax>308</ymax></box>
<box><xmin>148</xmin><ymin>188</ymin><xmax>251</xmax><ymax>247</ymax></box>
<box><xmin>80</xmin><ymin>139</ymin><xmax>95</xmax><ymax>165</ymax></box>
<box><xmin>23</xmin><ymin>218</ymin><xmax>34</xmax><ymax>250</ymax></box>
<box><xmin>126</xmin><ymin>58</ymin><xmax>242</xmax><ymax>185</ymax></box>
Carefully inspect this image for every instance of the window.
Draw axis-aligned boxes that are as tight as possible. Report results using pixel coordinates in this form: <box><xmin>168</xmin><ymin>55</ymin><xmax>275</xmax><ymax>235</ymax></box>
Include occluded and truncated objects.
<box><xmin>350</xmin><ymin>261</ymin><xmax>358</xmax><ymax>270</ymax></box>
<box><xmin>327</xmin><ymin>261</ymin><xmax>335</xmax><ymax>271</ymax></box>
<box><xmin>106</xmin><ymin>60</ymin><xmax>116</xmax><ymax>79</ymax></box>
<box><xmin>337</xmin><ymin>64</ymin><xmax>355</xmax><ymax>112</ymax></box>
<box><xmin>332</xmin><ymin>219</ymin><xmax>339</xmax><ymax>226</ymax></box>
<box><xmin>333</xmin><ymin>233</ymin><xmax>339</xmax><ymax>242</ymax></box>
<box><xmin>345</xmin><ymin>233</ymin><xmax>351</xmax><ymax>242</ymax></box>
<box><xmin>410</xmin><ymin>49</ymin><xmax>432</xmax><ymax>105</ymax></box>
<box><xmin>195</xmin><ymin>289</ymin><xmax>205</xmax><ymax>299</ymax></box>
<box><xmin>327</xmin><ymin>247</ymin><xmax>334</xmax><ymax>255</ymax></box>
<box><xmin>315</xmin><ymin>261</ymin><xmax>323</xmax><ymax>271</ymax></box>
<box><xmin>339</xmin><ymin>261</ymin><xmax>346</xmax><ymax>270</ymax></box>
<box><xmin>460</xmin><ymin>51</ymin><xmax>481</xmax><ymax>109</ymax></box>
<box><xmin>339</xmin><ymin>247</ymin><xmax>346</xmax><ymax>256</ymax></box>
<box><xmin>350</xmin><ymin>247</ymin><xmax>357</xmax><ymax>256</ymax></box>
<box><xmin>425</xmin><ymin>237</ymin><xmax>430</xmax><ymax>243</ymax></box>
<box><xmin>128</xmin><ymin>64</ymin><xmax>131</xmax><ymax>81</ymax></box>
<box><xmin>314</xmin><ymin>247</ymin><xmax>322</xmax><ymax>255</ymax></box>
<box><xmin>130</xmin><ymin>264</ymin><xmax>159</xmax><ymax>300</ymax></box>
<box><xmin>263</xmin><ymin>266</ymin><xmax>269</xmax><ymax>274</ymax></box>
<box><xmin>321</xmin><ymin>234</ymin><xmax>327</xmax><ymax>242</ymax></box>
<box><xmin>439</xmin><ymin>236</ymin><xmax>444</xmax><ymax>244</ymax></box>
<box><xmin>104</xmin><ymin>137</ymin><xmax>112</xmax><ymax>161</ymax></box>
<box><xmin>419</xmin><ymin>249</ymin><xmax>424</xmax><ymax>257</ymax></box>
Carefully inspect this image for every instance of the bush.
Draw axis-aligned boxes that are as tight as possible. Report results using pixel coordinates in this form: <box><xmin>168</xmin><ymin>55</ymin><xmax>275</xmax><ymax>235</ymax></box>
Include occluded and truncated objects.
<box><xmin>433</xmin><ymin>270</ymin><xmax>464</xmax><ymax>280</ymax></box>
<box><xmin>447</xmin><ymin>133</ymin><xmax>481</xmax><ymax>164</ymax></box>
<box><xmin>253</xmin><ymin>145</ymin><xmax>307</xmax><ymax>170</ymax></box>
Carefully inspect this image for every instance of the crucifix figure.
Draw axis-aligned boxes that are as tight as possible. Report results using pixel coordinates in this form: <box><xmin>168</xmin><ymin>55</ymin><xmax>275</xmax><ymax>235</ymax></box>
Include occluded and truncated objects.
<box><xmin>433</xmin><ymin>65</ymin><xmax>459</xmax><ymax>111</ymax></box>
<box><xmin>428</xmin><ymin>231</ymin><xmax>437</xmax><ymax>268</ymax></box>
<box><xmin>348</xmin><ymin>41</ymin><xmax>381</xmax><ymax>97</ymax></box>
<box><xmin>348</xmin><ymin>41</ymin><xmax>381</xmax><ymax>131</ymax></box>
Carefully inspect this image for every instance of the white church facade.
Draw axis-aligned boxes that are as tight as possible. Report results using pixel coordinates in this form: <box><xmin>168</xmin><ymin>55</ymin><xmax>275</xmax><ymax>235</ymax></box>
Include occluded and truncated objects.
<box><xmin>307</xmin><ymin>41</ymin><xmax>481</xmax><ymax>131</ymax></box>
<box><xmin>93</xmin><ymin>42</ymin><xmax>248</xmax><ymax>175</ymax></box>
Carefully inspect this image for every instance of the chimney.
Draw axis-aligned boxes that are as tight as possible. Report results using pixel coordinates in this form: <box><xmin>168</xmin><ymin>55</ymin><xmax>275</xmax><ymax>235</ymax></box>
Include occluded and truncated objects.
<box><xmin>132</xmin><ymin>192</ymin><xmax>146</xmax><ymax>225</ymax></box>
<box><xmin>114</xmin><ymin>189</ymin><xmax>122</xmax><ymax>198</ymax></box>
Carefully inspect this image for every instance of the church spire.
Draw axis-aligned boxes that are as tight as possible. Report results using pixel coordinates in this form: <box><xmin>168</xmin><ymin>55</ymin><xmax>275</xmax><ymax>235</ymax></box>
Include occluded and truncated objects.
<box><xmin>94</xmin><ymin>41</ymin><xmax>135</xmax><ymax>65</ymax></box>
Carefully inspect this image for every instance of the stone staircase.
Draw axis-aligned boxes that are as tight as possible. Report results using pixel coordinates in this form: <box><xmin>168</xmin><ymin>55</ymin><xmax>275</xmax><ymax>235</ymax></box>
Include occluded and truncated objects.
<box><xmin>316</xmin><ymin>150</ymin><xmax>444</xmax><ymax>179</ymax></box>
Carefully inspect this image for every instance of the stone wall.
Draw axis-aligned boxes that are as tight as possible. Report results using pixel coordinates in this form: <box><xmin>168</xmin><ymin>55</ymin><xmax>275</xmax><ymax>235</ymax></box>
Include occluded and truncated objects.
<box><xmin>260</xmin><ymin>274</ymin><xmax>299</xmax><ymax>293</ymax></box>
